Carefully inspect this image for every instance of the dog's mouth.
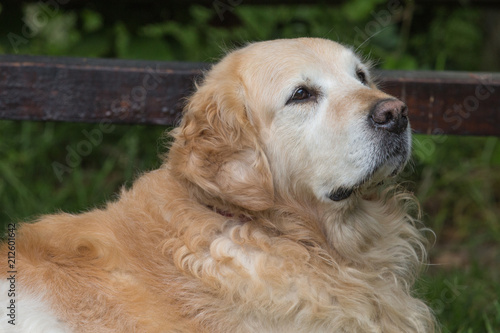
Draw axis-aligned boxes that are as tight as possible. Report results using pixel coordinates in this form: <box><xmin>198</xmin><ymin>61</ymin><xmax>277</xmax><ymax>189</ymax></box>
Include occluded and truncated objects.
<box><xmin>328</xmin><ymin>187</ymin><xmax>354</xmax><ymax>201</ymax></box>
<box><xmin>327</xmin><ymin>163</ymin><xmax>401</xmax><ymax>202</ymax></box>
<box><xmin>327</xmin><ymin>171</ymin><xmax>373</xmax><ymax>202</ymax></box>
<box><xmin>328</xmin><ymin>136</ymin><xmax>410</xmax><ymax>202</ymax></box>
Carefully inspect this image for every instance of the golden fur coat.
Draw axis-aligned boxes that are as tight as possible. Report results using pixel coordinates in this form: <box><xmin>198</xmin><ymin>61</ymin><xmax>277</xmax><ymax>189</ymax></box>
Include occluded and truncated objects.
<box><xmin>1</xmin><ymin>38</ymin><xmax>436</xmax><ymax>333</ymax></box>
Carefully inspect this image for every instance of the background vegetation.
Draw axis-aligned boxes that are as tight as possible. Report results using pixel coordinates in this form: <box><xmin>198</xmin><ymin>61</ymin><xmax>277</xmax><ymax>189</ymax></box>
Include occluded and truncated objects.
<box><xmin>1</xmin><ymin>0</ymin><xmax>499</xmax><ymax>331</ymax></box>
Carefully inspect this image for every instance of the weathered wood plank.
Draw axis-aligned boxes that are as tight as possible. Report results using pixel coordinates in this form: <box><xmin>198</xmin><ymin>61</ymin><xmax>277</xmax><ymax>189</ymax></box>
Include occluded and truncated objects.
<box><xmin>0</xmin><ymin>55</ymin><xmax>208</xmax><ymax>126</ymax></box>
<box><xmin>1</xmin><ymin>55</ymin><xmax>499</xmax><ymax>136</ymax></box>
<box><xmin>377</xmin><ymin>70</ymin><xmax>500</xmax><ymax>136</ymax></box>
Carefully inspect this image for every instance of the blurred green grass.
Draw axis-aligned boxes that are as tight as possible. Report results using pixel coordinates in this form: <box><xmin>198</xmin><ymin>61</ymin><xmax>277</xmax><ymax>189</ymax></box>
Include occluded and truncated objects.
<box><xmin>1</xmin><ymin>1</ymin><xmax>499</xmax><ymax>331</ymax></box>
<box><xmin>0</xmin><ymin>121</ymin><xmax>166</xmax><ymax>223</ymax></box>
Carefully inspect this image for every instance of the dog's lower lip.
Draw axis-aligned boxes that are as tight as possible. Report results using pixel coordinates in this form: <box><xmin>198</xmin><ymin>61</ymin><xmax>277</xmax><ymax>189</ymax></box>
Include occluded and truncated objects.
<box><xmin>328</xmin><ymin>187</ymin><xmax>353</xmax><ymax>201</ymax></box>
<box><xmin>327</xmin><ymin>160</ymin><xmax>399</xmax><ymax>202</ymax></box>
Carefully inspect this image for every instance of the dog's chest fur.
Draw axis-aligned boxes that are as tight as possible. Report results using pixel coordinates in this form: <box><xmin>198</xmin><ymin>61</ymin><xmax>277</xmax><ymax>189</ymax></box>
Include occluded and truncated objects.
<box><xmin>0</xmin><ymin>171</ymin><xmax>431</xmax><ymax>333</ymax></box>
<box><xmin>168</xmin><ymin>209</ymin><xmax>423</xmax><ymax>333</ymax></box>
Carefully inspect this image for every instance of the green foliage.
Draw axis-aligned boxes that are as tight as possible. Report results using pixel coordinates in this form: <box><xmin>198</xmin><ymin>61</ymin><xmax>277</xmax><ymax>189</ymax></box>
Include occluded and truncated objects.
<box><xmin>410</xmin><ymin>135</ymin><xmax>500</xmax><ymax>241</ymax></box>
<box><xmin>417</xmin><ymin>264</ymin><xmax>500</xmax><ymax>332</ymax></box>
<box><xmin>409</xmin><ymin>8</ymin><xmax>483</xmax><ymax>70</ymax></box>
<box><xmin>342</xmin><ymin>0</ymin><xmax>388</xmax><ymax>22</ymax></box>
<box><xmin>0</xmin><ymin>121</ymin><xmax>165</xmax><ymax>226</ymax></box>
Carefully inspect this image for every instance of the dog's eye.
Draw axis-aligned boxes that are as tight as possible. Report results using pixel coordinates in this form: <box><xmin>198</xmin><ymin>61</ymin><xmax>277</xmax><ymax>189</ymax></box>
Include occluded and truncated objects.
<box><xmin>288</xmin><ymin>87</ymin><xmax>312</xmax><ymax>104</ymax></box>
<box><xmin>292</xmin><ymin>87</ymin><xmax>311</xmax><ymax>100</ymax></box>
<box><xmin>356</xmin><ymin>69</ymin><xmax>368</xmax><ymax>85</ymax></box>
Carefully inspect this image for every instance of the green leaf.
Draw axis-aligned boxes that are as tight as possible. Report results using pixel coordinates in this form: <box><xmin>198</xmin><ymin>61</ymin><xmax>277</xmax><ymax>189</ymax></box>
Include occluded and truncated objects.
<box><xmin>81</xmin><ymin>9</ymin><xmax>103</xmax><ymax>33</ymax></box>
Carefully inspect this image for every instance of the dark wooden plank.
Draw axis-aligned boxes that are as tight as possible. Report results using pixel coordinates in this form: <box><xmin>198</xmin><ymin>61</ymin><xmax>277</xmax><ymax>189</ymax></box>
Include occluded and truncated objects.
<box><xmin>0</xmin><ymin>55</ymin><xmax>208</xmax><ymax>126</ymax></box>
<box><xmin>0</xmin><ymin>55</ymin><xmax>499</xmax><ymax>136</ymax></box>
<box><xmin>377</xmin><ymin>70</ymin><xmax>500</xmax><ymax>136</ymax></box>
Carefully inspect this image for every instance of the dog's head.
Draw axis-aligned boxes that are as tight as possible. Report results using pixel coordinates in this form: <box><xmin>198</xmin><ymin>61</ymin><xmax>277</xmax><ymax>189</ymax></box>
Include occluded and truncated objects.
<box><xmin>169</xmin><ymin>38</ymin><xmax>411</xmax><ymax>210</ymax></box>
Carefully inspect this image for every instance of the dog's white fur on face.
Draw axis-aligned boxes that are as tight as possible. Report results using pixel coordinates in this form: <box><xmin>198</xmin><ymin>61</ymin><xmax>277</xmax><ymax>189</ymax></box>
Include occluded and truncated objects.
<box><xmin>1</xmin><ymin>38</ymin><xmax>435</xmax><ymax>332</ymax></box>
<box><xmin>237</xmin><ymin>39</ymin><xmax>411</xmax><ymax>202</ymax></box>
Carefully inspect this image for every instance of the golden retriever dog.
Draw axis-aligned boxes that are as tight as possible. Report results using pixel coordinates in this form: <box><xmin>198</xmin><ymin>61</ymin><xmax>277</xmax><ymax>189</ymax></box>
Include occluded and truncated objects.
<box><xmin>1</xmin><ymin>38</ymin><xmax>436</xmax><ymax>332</ymax></box>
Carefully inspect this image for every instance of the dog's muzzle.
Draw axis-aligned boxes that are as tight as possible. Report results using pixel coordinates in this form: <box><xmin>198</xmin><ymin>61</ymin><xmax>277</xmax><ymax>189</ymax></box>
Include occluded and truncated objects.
<box><xmin>327</xmin><ymin>98</ymin><xmax>410</xmax><ymax>202</ymax></box>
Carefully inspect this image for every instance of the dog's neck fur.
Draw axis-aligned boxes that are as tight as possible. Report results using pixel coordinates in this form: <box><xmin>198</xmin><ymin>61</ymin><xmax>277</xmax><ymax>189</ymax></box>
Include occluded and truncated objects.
<box><xmin>158</xmin><ymin>166</ymin><xmax>432</xmax><ymax>332</ymax></box>
<box><xmin>175</xmin><ymin>167</ymin><xmax>426</xmax><ymax>277</ymax></box>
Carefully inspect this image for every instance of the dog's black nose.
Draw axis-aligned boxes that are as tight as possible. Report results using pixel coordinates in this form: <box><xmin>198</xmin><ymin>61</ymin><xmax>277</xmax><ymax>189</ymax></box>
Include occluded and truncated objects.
<box><xmin>369</xmin><ymin>99</ymin><xmax>408</xmax><ymax>134</ymax></box>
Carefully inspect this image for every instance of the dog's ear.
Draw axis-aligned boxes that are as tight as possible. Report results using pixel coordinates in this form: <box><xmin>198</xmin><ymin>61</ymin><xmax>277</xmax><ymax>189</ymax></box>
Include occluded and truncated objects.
<box><xmin>169</xmin><ymin>68</ymin><xmax>274</xmax><ymax>211</ymax></box>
